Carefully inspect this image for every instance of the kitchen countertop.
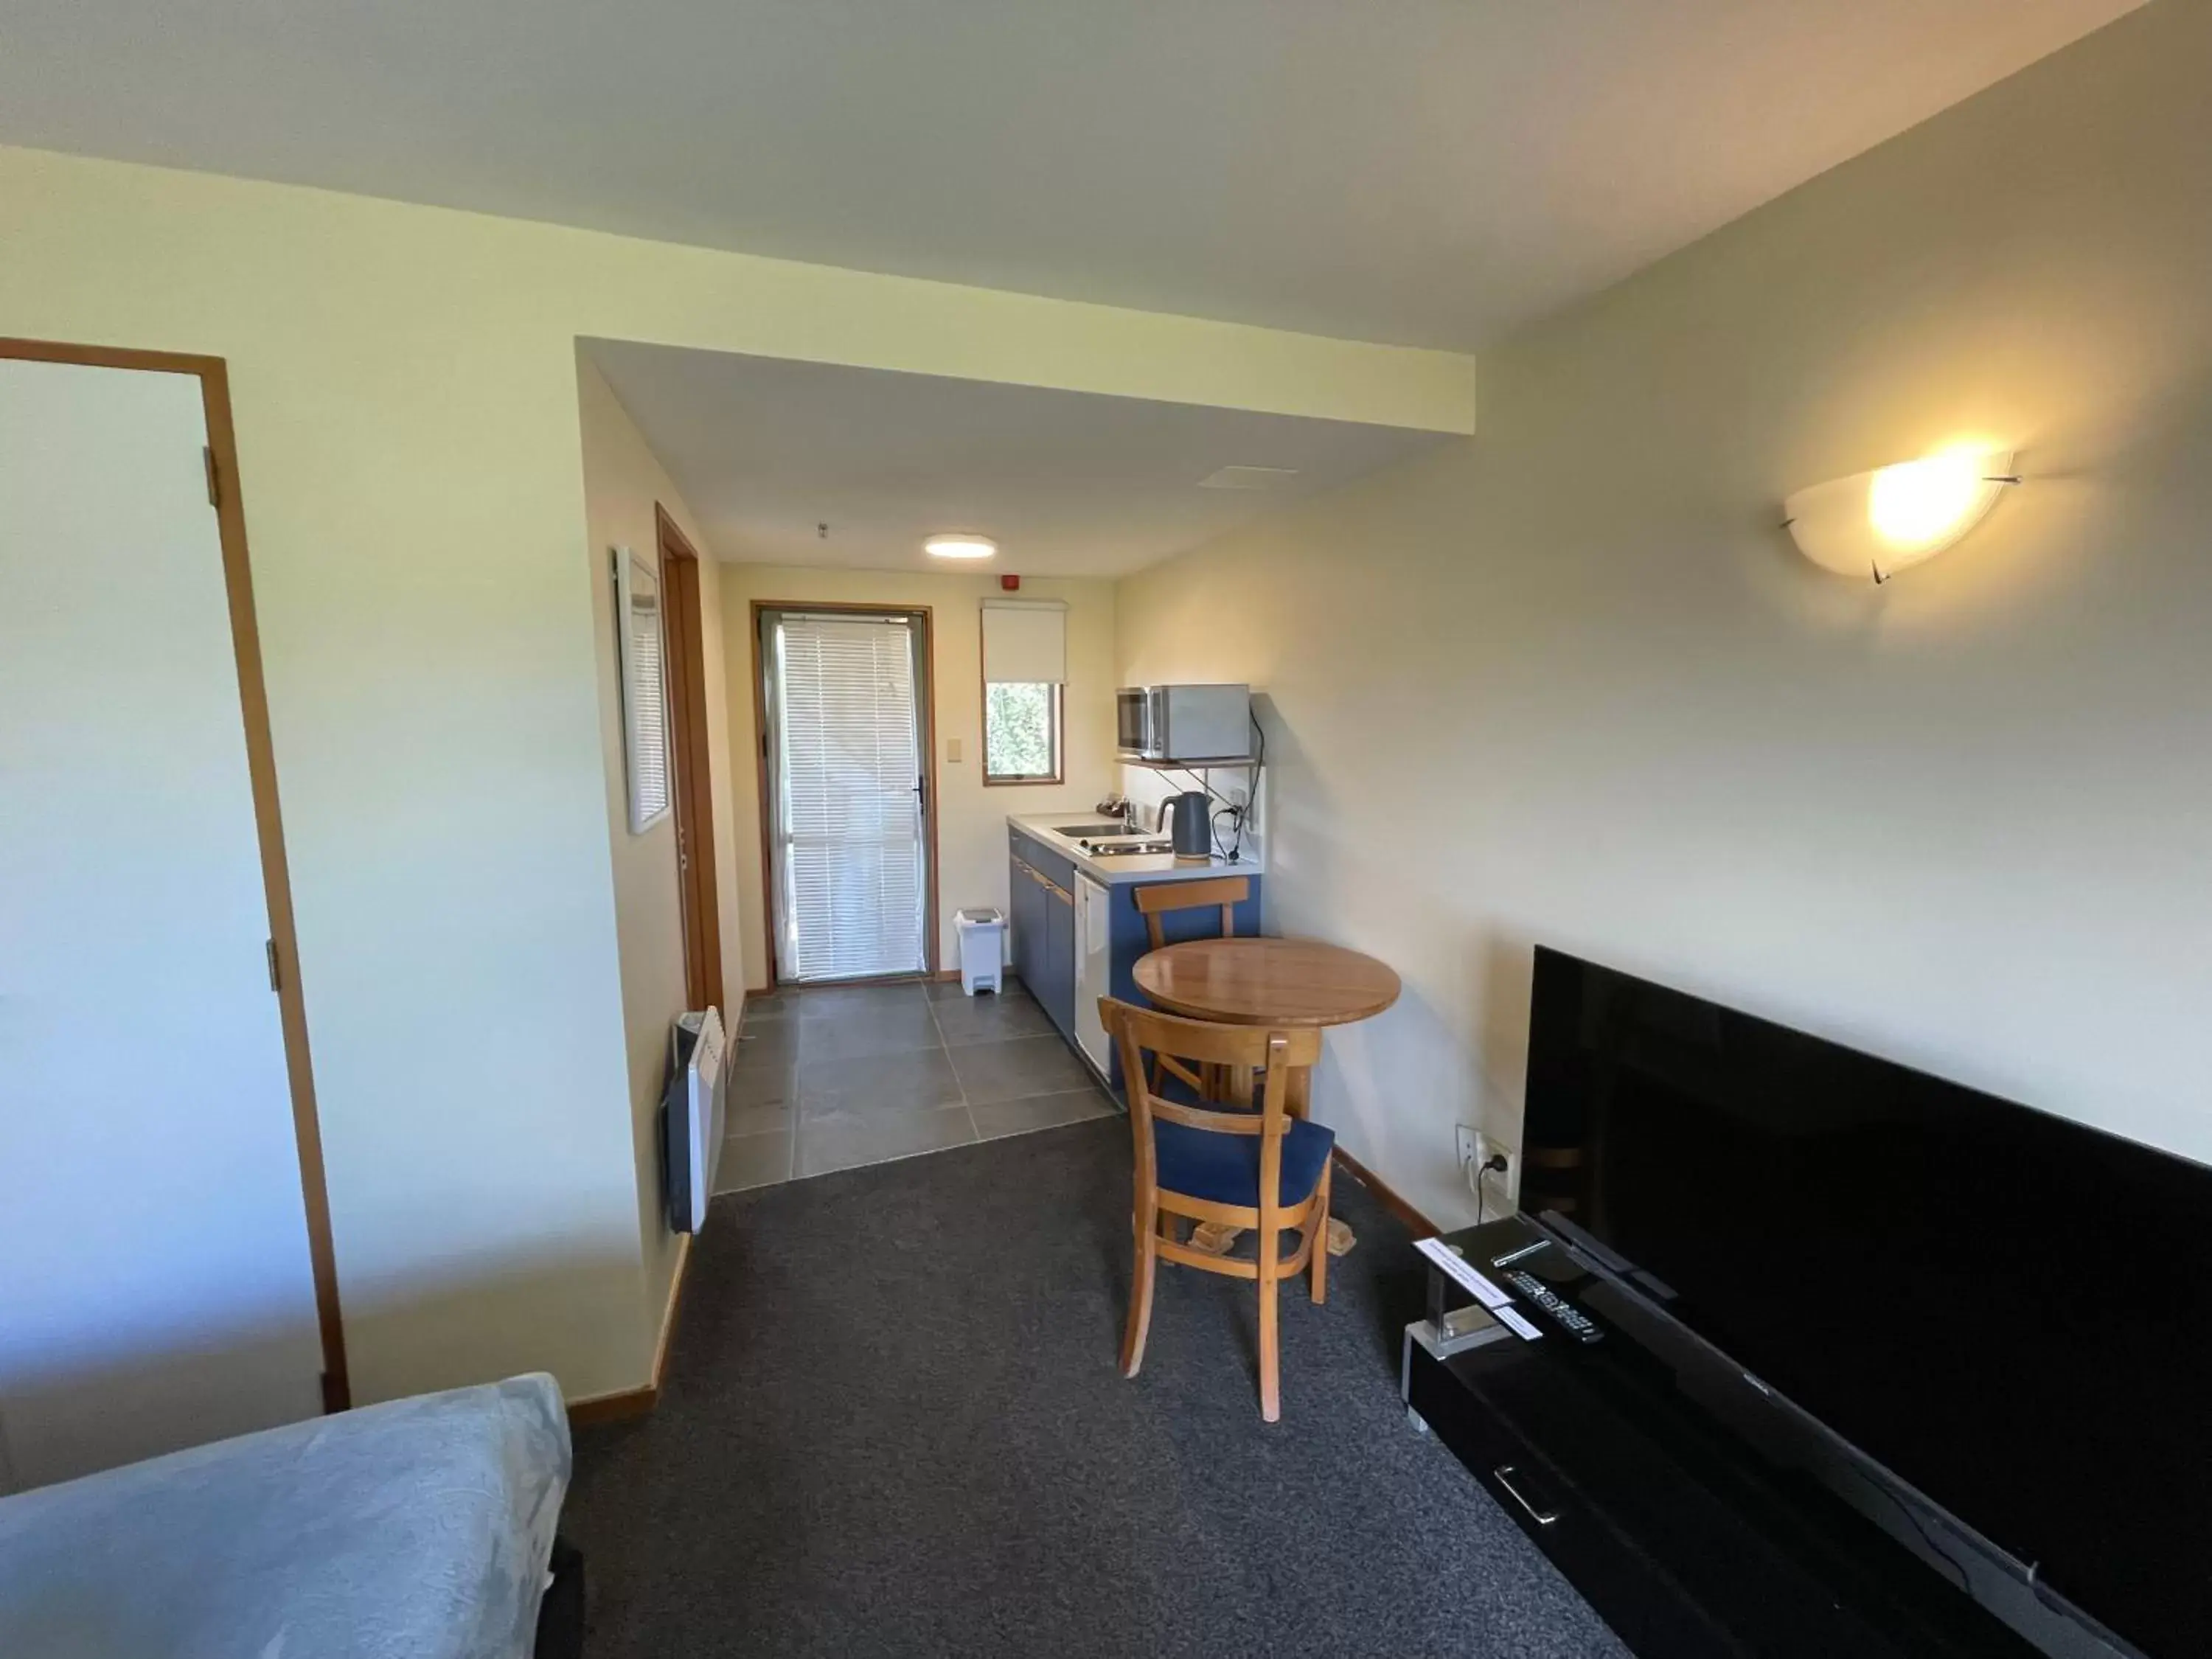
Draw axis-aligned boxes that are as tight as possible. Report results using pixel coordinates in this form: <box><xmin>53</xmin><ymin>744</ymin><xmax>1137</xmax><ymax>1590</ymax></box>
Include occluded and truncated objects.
<box><xmin>1007</xmin><ymin>812</ymin><xmax>1263</xmax><ymax>886</ymax></box>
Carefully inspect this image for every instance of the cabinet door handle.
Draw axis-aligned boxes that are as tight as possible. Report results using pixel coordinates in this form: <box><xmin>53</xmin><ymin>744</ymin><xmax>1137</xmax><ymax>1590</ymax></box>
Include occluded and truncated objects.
<box><xmin>1492</xmin><ymin>1465</ymin><xmax>1558</xmax><ymax>1527</ymax></box>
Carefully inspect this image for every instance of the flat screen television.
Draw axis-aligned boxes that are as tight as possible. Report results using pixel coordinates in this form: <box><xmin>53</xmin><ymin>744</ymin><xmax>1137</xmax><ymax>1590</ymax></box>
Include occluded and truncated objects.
<box><xmin>1522</xmin><ymin>947</ymin><xmax>2211</xmax><ymax>1659</ymax></box>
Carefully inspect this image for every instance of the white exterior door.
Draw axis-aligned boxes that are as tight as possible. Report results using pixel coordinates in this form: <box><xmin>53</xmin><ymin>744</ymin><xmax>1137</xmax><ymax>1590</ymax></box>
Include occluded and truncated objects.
<box><xmin>762</xmin><ymin>610</ymin><xmax>931</xmax><ymax>983</ymax></box>
<box><xmin>0</xmin><ymin>356</ymin><xmax>325</xmax><ymax>1491</ymax></box>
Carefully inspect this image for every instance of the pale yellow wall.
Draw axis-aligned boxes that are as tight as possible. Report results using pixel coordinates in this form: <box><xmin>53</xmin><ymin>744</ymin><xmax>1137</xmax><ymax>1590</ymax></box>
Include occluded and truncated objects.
<box><xmin>723</xmin><ymin>568</ymin><xmax>1116</xmax><ymax>989</ymax></box>
<box><xmin>576</xmin><ymin>355</ymin><xmax>739</xmax><ymax>1347</ymax></box>
<box><xmin>0</xmin><ymin>141</ymin><xmax>1470</xmax><ymax>1405</ymax></box>
<box><xmin>1118</xmin><ymin>1</ymin><xmax>2212</xmax><ymax>1228</ymax></box>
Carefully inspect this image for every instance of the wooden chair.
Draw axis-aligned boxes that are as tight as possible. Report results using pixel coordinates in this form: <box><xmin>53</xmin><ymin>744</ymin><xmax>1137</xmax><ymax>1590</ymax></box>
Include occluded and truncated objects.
<box><xmin>1132</xmin><ymin>874</ymin><xmax>1248</xmax><ymax>949</ymax></box>
<box><xmin>1131</xmin><ymin>875</ymin><xmax>1250</xmax><ymax>1099</ymax></box>
<box><xmin>1100</xmin><ymin>997</ymin><xmax>1332</xmax><ymax>1422</ymax></box>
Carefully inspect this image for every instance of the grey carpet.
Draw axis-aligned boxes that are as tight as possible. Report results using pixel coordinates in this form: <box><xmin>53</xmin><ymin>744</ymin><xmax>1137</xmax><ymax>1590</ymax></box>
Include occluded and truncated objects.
<box><xmin>566</xmin><ymin>1117</ymin><xmax>1628</xmax><ymax>1658</ymax></box>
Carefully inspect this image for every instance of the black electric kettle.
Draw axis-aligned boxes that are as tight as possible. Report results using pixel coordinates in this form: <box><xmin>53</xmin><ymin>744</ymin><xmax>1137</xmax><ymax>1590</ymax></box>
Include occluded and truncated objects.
<box><xmin>1160</xmin><ymin>791</ymin><xmax>1214</xmax><ymax>860</ymax></box>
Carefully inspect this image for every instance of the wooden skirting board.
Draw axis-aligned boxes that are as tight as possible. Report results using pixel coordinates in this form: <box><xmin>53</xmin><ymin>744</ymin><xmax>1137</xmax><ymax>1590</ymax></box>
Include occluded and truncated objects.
<box><xmin>567</xmin><ymin>1232</ymin><xmax>692</xmax><ymax>1428</ymax></box>
<box><xmin>1329</xmin><ymin>1145</ymin><xmax>1439</xmax><ymax>1239</ymax></box>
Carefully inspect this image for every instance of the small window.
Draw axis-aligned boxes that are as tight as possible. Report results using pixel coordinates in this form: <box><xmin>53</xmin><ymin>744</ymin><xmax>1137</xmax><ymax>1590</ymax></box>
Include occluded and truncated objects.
<box><xmin>981</xmin><ymin>599</ymin><xmax>1067</xmax><ymax>787</ymax></box>
<box><xmin>985</xmin><ymin>681</ymin><xmax>1062</xmax><ymax>785</ymax></box>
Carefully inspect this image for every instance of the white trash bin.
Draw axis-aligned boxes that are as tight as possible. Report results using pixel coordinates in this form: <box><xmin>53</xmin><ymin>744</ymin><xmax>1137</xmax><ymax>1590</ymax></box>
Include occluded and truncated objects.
<box><xmin>955</xmin><ymin>907</ymin><xmax>1006</xmax><ymax>995</ymax></box>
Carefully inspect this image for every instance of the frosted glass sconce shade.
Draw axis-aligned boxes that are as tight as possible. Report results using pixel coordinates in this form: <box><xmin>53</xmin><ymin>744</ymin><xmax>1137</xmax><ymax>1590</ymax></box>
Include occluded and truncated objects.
<box><xmin>1784</xmin><ymin>448</ymin><xmax>2017</xmax><ymax>583</ymax></box>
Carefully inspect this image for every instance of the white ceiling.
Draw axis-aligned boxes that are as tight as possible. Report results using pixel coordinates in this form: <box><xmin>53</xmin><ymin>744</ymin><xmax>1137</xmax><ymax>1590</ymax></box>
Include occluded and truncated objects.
<box><xmin>587</xmin><ymin>341</ymin><xmax>1452</xmax><ymax>574</ymax></box>
<box><xmin>0</xmin><ymin>1</ymin><xmax>2138</xmax><ymax>349</ymax></box>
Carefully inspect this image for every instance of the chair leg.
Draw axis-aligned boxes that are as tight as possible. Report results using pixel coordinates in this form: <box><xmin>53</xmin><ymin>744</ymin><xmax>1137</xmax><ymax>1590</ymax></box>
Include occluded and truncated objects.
<box><xmin>1310</xmin><ymin>1167</ymin><xmax>1332</xmax><ymax>1306</ymax></box>
<box><xmin>1257</xmin><ymin>1227</ymin><xmax>1281</xmax><ymax>1422</ymax></box>
<box><xmin>1122</xmin><ymin>1205</ymin><xmax>1158</xmax><ymax>1379</ymax></box>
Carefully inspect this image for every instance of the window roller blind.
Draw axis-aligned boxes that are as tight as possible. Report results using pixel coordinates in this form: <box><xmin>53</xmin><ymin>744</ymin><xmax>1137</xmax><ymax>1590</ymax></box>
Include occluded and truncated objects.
<box><xmin>981</xmin><ymin>599</ymin><xmax>1067</xmax><ymax>684</ymax></box>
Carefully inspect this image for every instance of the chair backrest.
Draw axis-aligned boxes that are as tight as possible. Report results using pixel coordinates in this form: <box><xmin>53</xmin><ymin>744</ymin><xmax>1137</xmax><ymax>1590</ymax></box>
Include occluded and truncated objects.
<box><xmin>1100</xmin><ymin>998</ymin><xmax>1321</xmax><ymax>1220</ymax></box>
<box><xmin>1131</xmin><ymin>875</ymin><xmax>1250</xmax><ymax>950</ymax></box>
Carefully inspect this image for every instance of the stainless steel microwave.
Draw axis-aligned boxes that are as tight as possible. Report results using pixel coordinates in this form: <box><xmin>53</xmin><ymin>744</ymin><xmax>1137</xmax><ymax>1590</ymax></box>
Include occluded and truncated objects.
<box><xmin>1116</xmin><ymin>684</ymin><xmax>1251</xmax><ymax>763</ymax></box>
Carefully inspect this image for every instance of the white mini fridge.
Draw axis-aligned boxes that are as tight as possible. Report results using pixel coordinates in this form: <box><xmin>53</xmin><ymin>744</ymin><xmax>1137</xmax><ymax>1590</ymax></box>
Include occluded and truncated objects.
<box><xmin>1074</xmin><ymin>873</ymin><xmax>1112</xmax><ymax>1077</ymax></box>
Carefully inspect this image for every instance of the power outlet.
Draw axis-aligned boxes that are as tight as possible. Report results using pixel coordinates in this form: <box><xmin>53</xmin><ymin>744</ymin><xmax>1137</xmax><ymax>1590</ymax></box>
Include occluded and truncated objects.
<box><xmin>1472</xmin><ymin>1133</ymin><xmax>1520</xmax><ymax>1198</ymax></box>
<box><xmin>1455</xmin><ymin>1124</ymin><xmax>1481</xmax><ymax>1172</ymax></box>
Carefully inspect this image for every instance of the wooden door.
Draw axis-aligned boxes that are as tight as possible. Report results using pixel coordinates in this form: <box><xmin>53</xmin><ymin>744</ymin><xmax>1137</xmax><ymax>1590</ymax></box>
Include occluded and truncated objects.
<box><xmin>656</xmin><ymin>509</ymin><xmax>722</xmax><ymax>1012</ymax></box>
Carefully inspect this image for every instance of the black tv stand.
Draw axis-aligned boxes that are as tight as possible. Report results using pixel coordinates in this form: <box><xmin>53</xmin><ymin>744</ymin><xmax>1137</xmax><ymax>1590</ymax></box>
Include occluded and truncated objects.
<box><xmin>1404</xmin><ymin>1217</ymin><xmax>2045</xmax><ymax>1658</ymax></box>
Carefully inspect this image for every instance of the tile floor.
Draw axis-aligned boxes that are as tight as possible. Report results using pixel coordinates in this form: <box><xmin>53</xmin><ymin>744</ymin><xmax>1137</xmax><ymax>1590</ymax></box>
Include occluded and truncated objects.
<box><xmin>715</xmin><ymin>977</ymin><xmax>1118</xmax><ymax>1190</ymax></box>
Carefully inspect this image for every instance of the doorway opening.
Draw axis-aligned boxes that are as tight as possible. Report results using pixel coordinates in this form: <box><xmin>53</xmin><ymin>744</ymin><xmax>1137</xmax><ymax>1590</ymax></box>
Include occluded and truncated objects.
<box><xmin>752</xmin><ymin>602</ymin><xmax>939</xmax><ymax>985</ymax></box>
<box><xmin>655</xmin><ymin>507</ymin><xmax>723</xmax><ymax>1012</ymax></box>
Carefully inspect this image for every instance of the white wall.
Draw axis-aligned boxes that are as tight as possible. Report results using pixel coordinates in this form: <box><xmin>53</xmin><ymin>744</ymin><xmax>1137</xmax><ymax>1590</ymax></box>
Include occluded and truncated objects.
<box><xmin>1117</xmin><ymin>1</ymin><xmax>2212</xmax><ymax>1228</ymax></box>
<box><xmin>577</xmin><ymin>355</ymin><xmax>740</xmax><ymax>1359</ymax></box>
<box><xmin>0</xmin><ymin>140</ymin><xmax>1464</xmax><ymax>1407</ymax></box>
<box><xmin>723</xmin><ymin>568</ymin><xmax>1116</xmax><ymax>990</ymax></box>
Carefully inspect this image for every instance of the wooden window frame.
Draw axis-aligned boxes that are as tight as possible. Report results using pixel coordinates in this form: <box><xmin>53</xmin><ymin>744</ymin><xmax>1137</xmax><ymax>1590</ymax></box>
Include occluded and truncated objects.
<box><xmin>981</xmin><ymin>680</ymin><xmax>1066</xmax><ymax>788</ymax></box>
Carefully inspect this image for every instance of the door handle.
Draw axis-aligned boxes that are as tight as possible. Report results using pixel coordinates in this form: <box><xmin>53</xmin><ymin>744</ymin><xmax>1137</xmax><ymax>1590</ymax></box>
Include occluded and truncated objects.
<box><xmin>1492</xmin><ymin>1464</ymin><xmax>1558</xmax><ymax>1527</ymax></box>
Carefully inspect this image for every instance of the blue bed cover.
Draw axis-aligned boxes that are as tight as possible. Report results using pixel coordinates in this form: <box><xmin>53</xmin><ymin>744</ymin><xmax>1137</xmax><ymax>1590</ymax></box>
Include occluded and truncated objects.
<box><xmin>0</xmin><ymin>1372</ymin><xmax>568</xmax><ymax>1659</ymax></box>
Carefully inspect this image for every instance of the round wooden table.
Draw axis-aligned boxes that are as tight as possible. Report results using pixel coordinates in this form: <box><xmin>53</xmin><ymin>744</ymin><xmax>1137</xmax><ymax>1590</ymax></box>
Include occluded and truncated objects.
<box><xmin>1133</xmin><ymin>936</ymin><xmax>1400</xmax><ymax>1256</ymax></box>
<box><xmin>1133</xmin><ymin>935</ymin><xmax>1401</xmax><ymax>1091</ymax></box>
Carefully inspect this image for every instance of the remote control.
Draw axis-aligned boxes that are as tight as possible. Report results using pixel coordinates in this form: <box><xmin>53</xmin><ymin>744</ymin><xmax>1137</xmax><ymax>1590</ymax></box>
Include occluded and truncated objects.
<box><xmin>1503</xmin><ymin>1269</ymin><xmax>1604</xmax><ymax>1343</ymax></box>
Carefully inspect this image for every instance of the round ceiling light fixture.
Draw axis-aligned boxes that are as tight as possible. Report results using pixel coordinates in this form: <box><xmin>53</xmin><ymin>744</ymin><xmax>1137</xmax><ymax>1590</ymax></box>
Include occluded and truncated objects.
<box><xmin>924</xmin><ymin>533</ymin><xmax>997</xmax><ymax>560</ymax></box>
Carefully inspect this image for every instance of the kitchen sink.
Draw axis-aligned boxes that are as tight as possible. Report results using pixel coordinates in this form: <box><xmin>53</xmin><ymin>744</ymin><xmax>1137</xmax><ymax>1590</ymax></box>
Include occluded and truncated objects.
<box><xmin>1081</xmin><ymin>840</ymin><xmax>1172</xmax><ymax>857</ymax></box>
<box><xmin>1053</xmin><ymin>823</ymin><xmax>1130</xmax><ymax>837</ymax></box>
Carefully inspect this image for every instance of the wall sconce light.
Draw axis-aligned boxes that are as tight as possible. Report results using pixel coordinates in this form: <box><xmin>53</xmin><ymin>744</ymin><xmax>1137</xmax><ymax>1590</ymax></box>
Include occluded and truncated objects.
<box><xmin>1783</xmin><ymin>446</ymin><xmax>2018</xmax><ymax>584</ymax></box>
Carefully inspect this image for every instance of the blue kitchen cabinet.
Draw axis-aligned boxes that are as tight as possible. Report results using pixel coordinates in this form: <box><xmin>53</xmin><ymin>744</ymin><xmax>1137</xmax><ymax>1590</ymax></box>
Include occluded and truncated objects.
<box><xmin>1009</xmin><ymin>823</ymin><xmax>1263</xmax><ymax>1092</ymax></box>
<box><xmin>1007</xmin><ymin>838</ymin><xmax>1041</xmax><ymax>994</ymax></box>
<box><xmin>1008</xmin><ymin>827</ymin><xmax>1077</xmax><ymax>1037</ymax></box>
<box><xmin>1095</xmin><ymin>877</ymin><xmax>1261</xmax><ymax>1089</ymax></box>
<box><xmin>1040</xmin><ymin>880</ymin><xmax>1075</xmax><ymax>1034</ymax></box>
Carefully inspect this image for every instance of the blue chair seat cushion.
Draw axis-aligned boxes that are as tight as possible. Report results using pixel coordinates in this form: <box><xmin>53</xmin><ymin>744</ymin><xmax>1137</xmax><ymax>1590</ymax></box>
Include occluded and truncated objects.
<box><xmin>1152</xmin><ymin>1114</ymin><xmax>1335</xmax><ymax>1210</ymax></box>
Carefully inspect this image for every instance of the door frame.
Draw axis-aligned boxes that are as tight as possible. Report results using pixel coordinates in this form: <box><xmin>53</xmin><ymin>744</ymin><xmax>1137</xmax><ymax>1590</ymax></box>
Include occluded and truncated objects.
<box><xmin>749</xmin><ymin>599</ymin><xmax>941</xmax><ymax>987</ymax></box>
<box><xmin>654</xmin><ymin>507</ymin><xmax>723</xmax><ymax>1014</ymax></box>
<box><xmin>1</xmin><ymin>335</ymin><xmax>349</xmax><ymax>1412</ymax></box>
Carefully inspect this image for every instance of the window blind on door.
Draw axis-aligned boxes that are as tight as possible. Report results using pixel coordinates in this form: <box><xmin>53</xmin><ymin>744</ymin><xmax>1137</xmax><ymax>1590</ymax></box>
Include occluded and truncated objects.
<box><xmin>773</xmin><ymin>613</ymin><xmax>927</xmax><ymax>981</ymax></box>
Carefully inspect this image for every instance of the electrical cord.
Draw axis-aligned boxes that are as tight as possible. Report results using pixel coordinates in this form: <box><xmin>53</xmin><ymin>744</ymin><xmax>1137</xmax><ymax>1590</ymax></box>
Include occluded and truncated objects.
<box><xmin>1472</xmin><ymin>1152</ymin><xmax>1507</xmax><ymax>1224</ymax></box>
<box><xmin>1855</xmin><ymin>1478</ymin><xmax>1974</xmax><ymax>1593</ymax></box>
<box><xmin>1163</xmin><ymin>712</ymin><xmax>1267</xmax><ymax>862</ymax></box>
<box><xmin>1169</xmin><ymin>766</ymin><xmax>1240</xmax><ymax>809</ymax></box>
<box><xmin>1210</xmin><ymin>805</ymin><xmax>1241</xmax><ymax>862</ymax></box>
<box><xmin>1244</xmin><ymin>709</ymin><xmax>1265</xmax><ymax>863</ymax></box>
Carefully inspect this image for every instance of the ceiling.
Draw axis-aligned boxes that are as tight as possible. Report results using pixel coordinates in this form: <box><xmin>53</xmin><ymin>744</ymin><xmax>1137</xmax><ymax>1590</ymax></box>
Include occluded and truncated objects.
<box><xmin>0</xmin><ymin>1</ymin><xmax>2138</xmax><ymax>350</ymax></box>
<box><xmin>588</xmin><ymin>341</ymin><xmax>1451</xmax><ymax>574</ymax></box>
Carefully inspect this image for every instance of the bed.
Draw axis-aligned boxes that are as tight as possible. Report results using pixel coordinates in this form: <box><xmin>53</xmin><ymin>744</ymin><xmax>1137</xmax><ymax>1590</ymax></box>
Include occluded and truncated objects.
<box><xmin>0</xmin><ymin>1372</ymin><xmax>579</xmax><ymax>1659</ymax></box>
